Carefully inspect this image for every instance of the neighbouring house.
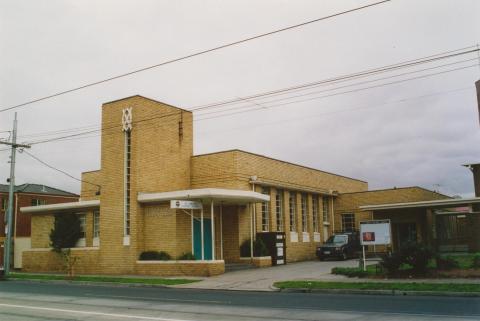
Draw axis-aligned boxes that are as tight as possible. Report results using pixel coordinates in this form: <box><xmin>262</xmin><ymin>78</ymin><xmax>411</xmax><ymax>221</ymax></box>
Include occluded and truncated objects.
<box><xmin>19</xmin><ymin>95</ymin><xmax>476</xmax><ymax>277</ymax></box>
<box><xmin>0</xmin><ymin>184</ymin><xmax>78</xmax><ymax>269</ymax></box>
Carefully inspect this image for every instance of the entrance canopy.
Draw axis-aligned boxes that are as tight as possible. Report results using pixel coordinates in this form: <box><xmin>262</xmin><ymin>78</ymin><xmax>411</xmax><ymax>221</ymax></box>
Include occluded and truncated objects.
<box><xmin>21</xmin><ymin>200</ymin><xmax>100</xmax><ymax>214</ymax></box>
<box><xmin>138</xmin><ymin>188</ymin><xmax>270</xmax><ymax>205</ymax></box>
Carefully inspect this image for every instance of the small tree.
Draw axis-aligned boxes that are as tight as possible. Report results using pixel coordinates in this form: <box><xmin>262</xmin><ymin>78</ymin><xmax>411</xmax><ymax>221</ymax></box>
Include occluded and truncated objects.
<box><xmin>49</xmin><ymin>213</ymin><xmax>82</xmax><ymax>278</ymax></box>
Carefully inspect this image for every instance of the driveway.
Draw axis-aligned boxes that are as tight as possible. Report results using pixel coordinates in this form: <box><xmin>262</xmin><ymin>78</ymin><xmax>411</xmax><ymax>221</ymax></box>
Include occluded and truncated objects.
<box><xmin>176</xmin><ymin>259</ymin><xmax>358</xmax><ymax>291</ymax></box>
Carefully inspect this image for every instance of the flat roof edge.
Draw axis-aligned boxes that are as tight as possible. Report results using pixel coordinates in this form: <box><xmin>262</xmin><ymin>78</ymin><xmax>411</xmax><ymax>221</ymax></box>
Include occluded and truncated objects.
<box><xmin>359</xmin><ymin>197</ymin><xmax>480</xmax><ymax>211</ymax></box>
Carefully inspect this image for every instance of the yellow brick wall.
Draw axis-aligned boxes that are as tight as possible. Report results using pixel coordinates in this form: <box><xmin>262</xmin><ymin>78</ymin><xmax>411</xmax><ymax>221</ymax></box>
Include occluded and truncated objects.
<box><xmin>31</xmin><ymin>215</ymin><xmax>54</xmax><ymax>248</ymax></box>
<box><xmin>80</xmin><ymin>170</ymin><xmax>102</xmax><ymax>201</ymax></box>
<box><xmin>335</xmin><ymin>187</ymin><xmax>449</xmax><ymax>231</ymax></box>
<box><xmin>22</xmin><ymin>249</ymin><xmax>101</xmax><ymax>274</ymax></box>
<box><xmin>30</xmin><ymin>212</ymin><xmax>95</xmax><ymax>249</ymax></box>
<box><xmin>98</xmin><ymin>96</ymin><xmax>193</xmax><ymax>274</ymax></box>
<box><xmin>135</xmin><ymin>261</ymin><xmax>224</xmax><ymax>277</ymax></box>
<box><xmin>192</xmin><ymin>150</ymin><xmax>368</xmax><ymax>193</ymax></box>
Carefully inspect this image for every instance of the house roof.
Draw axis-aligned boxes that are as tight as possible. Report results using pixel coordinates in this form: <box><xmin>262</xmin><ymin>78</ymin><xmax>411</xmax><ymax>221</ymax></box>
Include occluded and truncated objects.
<box><xmin>0</xmin><ymin>184</ymin><xmax>78</xmax><ymax>197</ymax></box>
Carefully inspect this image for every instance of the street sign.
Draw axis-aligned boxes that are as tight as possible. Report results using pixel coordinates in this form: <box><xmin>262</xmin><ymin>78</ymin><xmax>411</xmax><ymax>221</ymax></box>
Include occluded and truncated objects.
<box><xmin>360</xmin><ymin>220</ymin><xmax>391</xmax><ymax>245</ymax></box>
<box><xmin>170</xmin><ymin>200</ymin><xmax>202</xmax><ymax>210</ymax></box>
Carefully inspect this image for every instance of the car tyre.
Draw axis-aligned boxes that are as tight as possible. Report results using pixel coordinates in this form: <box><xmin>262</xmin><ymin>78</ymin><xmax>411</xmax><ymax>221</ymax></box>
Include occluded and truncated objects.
<box><xmin>341</xmin><ymin>251</ymin><xmax>348</xmax><ymax>261</ymax></box>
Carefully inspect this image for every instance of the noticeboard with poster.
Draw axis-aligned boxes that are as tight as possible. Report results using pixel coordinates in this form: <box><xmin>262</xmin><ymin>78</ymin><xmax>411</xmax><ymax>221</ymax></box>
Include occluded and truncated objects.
<box><xmin>359</xmin><ymin>220</ymin><xmax>391</xmax><ymax>245</ymax></box>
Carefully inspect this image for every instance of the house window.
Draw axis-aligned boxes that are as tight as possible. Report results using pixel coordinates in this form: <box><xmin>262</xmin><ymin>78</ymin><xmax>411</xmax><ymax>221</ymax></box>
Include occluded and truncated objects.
<box><xmin>322</xmin><ymin>196</ymin><xmax>329</xmax><ymax>223</ymax></box>
<box><xmin>93</xmin><ymin>210</ymin><xmax>100</xmax><ymax>238</ymax></box>
<box><xmin>301</xmin><ymin>193</ymin><xmax>308</xmax><ymax>232</ymax></box>
<box><xmin>312</xmin><ymin>195</ymin><xmax>319</xmax><ymax>232</ymax></box>
<box><xmin>78</xmin><ymin>214</ymin><xmax>86</xmax><ymax>239</ymax></box>
<box><xmin>289</xmin><ymin>191</ymin><xmax>297</xmax><ymax>232</ymax></box>
<box><xmin>342</xmin><ymin>213</ymin><xmax>355</xmax><ymax>232</ymax></box>
<box><xmin>1</xmin><ymin>198</ymin><xmax>7</xmax><ymax>211</ymax></box>
<box><xmin>261</xmin><ymin>187</ymin><xmax>270</xmax><ymax>232</ymax></box>
<box><xmin>275</xmin><ymin>189</ymin><xmax>284</xmax><ymax>232</ymax></box>
<box><xmin>31</xmin><ymin>199</ymin><xmax>47</xmax><ymax>206</ymax></box>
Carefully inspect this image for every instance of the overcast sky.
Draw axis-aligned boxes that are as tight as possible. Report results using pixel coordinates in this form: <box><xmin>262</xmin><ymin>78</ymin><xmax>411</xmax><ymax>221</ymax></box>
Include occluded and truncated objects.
<box><xmin>1</xmin><ymin>0</ymin><xmax>480</xmax><ymax>197</ymax></box>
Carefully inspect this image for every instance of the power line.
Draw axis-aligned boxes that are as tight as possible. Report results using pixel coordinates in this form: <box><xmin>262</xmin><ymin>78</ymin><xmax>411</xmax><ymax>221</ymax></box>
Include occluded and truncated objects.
<box><xmin>195</xmin><ymin>57</ymin><xmax>478</xmax><ymax>117</ymax></box>
<box><xmin>12</xmin><ymin>62</ymin><xmax>477</xmax><ymax>147</ymax></box>
<box><xmin>197</xmin><ymin>87</ymin><xmax>473</xmax><ymax>135</ymax></box>
<box><xmin>10</xmin><ymin>46</ymin><xmax>479</xmax><ymax>144</ymax></box>
<box><xmin>197</xmin><ymin>64</ymin><xmax>478</xmax><ymax>121</ymax></box>
<box><xmin>192</xmin><ymin>46</ymin><xmax>479</xmax><ymax>110</ymax></box>
<box><xmin>5</xmin><ymin>46</ymin><xmax>477</xmax><ymax>147</ymax></box>
<box><xmin>0</xmin><ymin>0</ymin><xmax>391</xmax><ymax>114</ymax></box>
<box><xmin>22</xmin><ymin>150</ymin><xmax>101</xmax><ymax>189</ymax></box>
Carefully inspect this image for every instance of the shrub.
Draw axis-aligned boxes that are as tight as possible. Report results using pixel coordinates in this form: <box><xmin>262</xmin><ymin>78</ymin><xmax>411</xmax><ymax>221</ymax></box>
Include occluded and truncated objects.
<box><xmin>331</xmin><ymin>267</ymin><xmax>368</xmax><ymax>278</ymax></box>
<box><xmin>49</xmin><ymin>213</ymin><xmax>82</xmax><ymax>252</ymax></box>
<box><xmin>436</xmin><ymin>256</ymin><xmax>460</xmax><ymax>270</ymax></box>
<box><xmin>240</xmin><ymin>238</ymin><xmax>269</xmax><ymax>257</ymax></box>
<box><xmin>473</xmin><ymin>253</ymin><xmax>480</xmax><ymax>269</ymax></box>
<box><xmin>380</xmin><ymin>252</ymin><xmax>403</xmax><ymax>276</ymax></box>
<box><xmin>139</xmin><ymin>251</ymin><xmax>171</xmax><ymax>261</ymax></box>
<box><xmin>400</xmin><ymin>243</ymin><xmax>433</xmax><ymax>275</ymax></box>
<box><xmin>178</xmin><ymin>252</ymin><xmax>196</xmax><ymax>260</ymax></box>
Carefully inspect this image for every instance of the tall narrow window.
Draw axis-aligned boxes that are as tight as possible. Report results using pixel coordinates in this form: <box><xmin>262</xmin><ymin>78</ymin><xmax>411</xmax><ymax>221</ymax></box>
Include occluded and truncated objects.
<box><xmin>289</xmin><ymin>191</ymin><xmax>297</xmax><ymax>232</ymax></box>
<box><xmin>261</xmin><ymin>187</ymin><xmax>270</xmax><ymax>232</ymax></box>
<box><xmin>322</xmin><ymin>196</ymin><xmax>330</xmax><ymax>223</ymax></box>
<box><xmin>312</xmin><ymin>195</ymin><xmax>319</xmax><ymax>232</ymax></box>
<box><xmin>342</xmin><ymin>213</ymin><xmax>355</xmax><ymax>232</ymax></box>
<box><xmin>122</xmin><ymin>107</ymin><xmax>133</xmax><ymax>245</ymax></box>
<box><xmin>93</xmin><ymin>210</ymin><xmax>100</xmax><ymax>238</ymax></box>
<box><xmin>275</xmin><ymin>189</ymin><xmax>284</xmax><ymax>231</ymax></box>
<box><xmin>78</xmin><ymin>214</ymin><xmax>86</xmax><ymax>239</ymax></box>
<box><xmin>301</xmin><ymin>193</ymin><xmax>308</xmax><ymax>232</ymax></box>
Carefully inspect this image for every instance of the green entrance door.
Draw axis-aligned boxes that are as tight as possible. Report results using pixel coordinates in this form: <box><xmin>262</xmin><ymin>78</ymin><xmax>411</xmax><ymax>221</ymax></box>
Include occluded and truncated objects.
<box><xmin>193</xmin><ymin>219</ymin><xmax>212</xmax><ymax>260</ymax></box>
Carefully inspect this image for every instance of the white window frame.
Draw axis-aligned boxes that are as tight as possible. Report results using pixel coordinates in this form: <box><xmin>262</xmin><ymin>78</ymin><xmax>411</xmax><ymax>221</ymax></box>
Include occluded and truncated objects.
<box><xmin>261</xmin><ymin>187</ymin><xmax>270</xmax><ymax>232</ymax></box>
<box><xmin>275</xmin><ymin>189</ymin><xmax>284</xmax><ymax>232</ymax></box>
<box><xmin>289</xmin><ymin>191</ymin><xmax>297</xmax><ymax>232</ymax></box>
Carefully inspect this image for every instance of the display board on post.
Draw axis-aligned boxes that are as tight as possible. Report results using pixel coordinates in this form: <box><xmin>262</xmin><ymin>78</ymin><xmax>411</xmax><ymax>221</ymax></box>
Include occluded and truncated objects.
<box><xmin>359</xmin><ymin>220</ymin><xmax>391</xmax><ymax>271</ymax></box>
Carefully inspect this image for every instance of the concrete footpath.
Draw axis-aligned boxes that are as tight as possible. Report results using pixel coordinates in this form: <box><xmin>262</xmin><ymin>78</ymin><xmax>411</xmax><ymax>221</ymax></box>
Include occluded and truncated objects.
<box><xmin>175</xmin><ymin>260</ymin><xmax>480</xmax><ymax>292</ymax></box>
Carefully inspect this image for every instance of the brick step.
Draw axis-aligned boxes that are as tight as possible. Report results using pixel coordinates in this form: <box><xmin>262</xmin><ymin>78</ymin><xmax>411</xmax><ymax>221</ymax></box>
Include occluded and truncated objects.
<box><xmin>225</xmin><ymin>263</ymin><xmax>255</xmax><ymax>272</ymax></box>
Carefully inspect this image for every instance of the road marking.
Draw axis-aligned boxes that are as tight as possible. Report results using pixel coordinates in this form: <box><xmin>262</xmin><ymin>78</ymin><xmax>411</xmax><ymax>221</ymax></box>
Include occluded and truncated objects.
<box><xmin>84</xmin><ymin>293</ymin><xmax>225</xmax><ymax>304</ymax></box>
<box><xmin>0</xmin><ymin>303</ymin><xmax>193</xmax><ymax>321</ymax></box>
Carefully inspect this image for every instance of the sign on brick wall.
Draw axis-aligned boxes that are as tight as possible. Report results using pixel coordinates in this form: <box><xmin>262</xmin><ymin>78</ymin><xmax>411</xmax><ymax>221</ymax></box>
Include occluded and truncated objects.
<box><xmin>170</xmin><ymin>200</ymin><xmax>202</xmax><ymax>210</ymax></box>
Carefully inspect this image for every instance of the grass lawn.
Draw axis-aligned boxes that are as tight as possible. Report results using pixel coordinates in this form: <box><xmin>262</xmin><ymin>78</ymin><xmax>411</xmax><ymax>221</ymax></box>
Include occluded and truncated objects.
<box><xmin>8</xmin><ymin>273</ymin><xmax>200</xmax><ymax>286</ymax></box>
<box><xmin>274</xmin><ymin>281</ymin><xmax>480</xmax><ymax>292</ymax></box>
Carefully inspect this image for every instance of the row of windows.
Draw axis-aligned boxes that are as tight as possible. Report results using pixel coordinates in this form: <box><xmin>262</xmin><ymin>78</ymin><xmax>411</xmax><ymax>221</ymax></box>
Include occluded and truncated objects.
<box><xmin>260</xmin><ymin>188</ymin><xmax>331</xmax><ymax>233</ymax></box>
<box><xmin>0</xmin><ymin>198</ymin><xmax>46</xmax><ymax>211</ymax></box>
<box><xmin>77</xmin><ymin>211</ymin><xmax>100</xmax><ymax>242</ymax></box>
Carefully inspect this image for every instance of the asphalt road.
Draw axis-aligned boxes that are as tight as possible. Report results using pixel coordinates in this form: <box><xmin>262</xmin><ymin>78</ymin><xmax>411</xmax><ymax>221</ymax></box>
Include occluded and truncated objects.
<box><xmin>0</xmin><ymin>281</ymin><xmax>479</xmax><ymax>321</ymax></box>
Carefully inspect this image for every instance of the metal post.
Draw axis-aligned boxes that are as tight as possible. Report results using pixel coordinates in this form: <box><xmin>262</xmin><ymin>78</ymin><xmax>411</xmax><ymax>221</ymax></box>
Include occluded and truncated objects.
<box><xmin>1</xmin><ymin>114</ymin><xmax>30</xmax><ymax>277</ymax></box>
<box><xmin>201</xmin><ymin>207</ymin><xmax>204</xmax><ymax>260</ymax></box>
<box><xmin>250</xmin><ymin>204</ymin><xmax>254</xmax><ymax>260</ymax></box>
<box><xmin>211</xmin><ymin>200</ymin><xmax>215</xmax><ymax>260</ymax></box>
<box><xmin>220</xmin><ymin>205</ymin><xmax>223</xmax><ymax>260</ymax></box>
<box><xmin>362</xmin><ymin>245</ymin><xmax>366</xmax><ymax>272</ymax></box>
<box><xmin>190</xmin><ymin>209</ymin><xmax>194</xmax><ymax>254</ymax></box>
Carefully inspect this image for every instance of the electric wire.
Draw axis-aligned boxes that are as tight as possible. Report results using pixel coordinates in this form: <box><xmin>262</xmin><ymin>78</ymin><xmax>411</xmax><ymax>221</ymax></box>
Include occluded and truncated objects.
<box><xmin>0</xmin><ymin>0</ymin><xmax>392</xmax><ymax>114</ymax></box>
<box><xmin>22</xmin><ymin>150</ymin><xmax>101</xmax><ymax>189</ymax></box>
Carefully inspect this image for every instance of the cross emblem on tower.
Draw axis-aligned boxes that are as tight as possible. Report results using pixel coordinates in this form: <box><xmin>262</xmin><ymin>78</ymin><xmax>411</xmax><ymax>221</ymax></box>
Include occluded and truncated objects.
<box><xmin>122</xmin><ymin>107</ymin><xmax>133</xmax><ymax>132</ymax></box>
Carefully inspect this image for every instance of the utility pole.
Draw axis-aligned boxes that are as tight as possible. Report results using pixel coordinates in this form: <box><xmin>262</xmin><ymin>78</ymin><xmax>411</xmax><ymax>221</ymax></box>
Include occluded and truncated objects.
<box><xmin>0</xmin><ymin>113</ymin><xmax>30</xmax><ymax>277</ymax></box>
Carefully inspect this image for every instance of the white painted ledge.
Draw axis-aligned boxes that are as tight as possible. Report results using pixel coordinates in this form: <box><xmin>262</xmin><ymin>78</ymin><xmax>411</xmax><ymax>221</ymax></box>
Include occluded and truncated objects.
<box><xmin>290</xmin><ymin>231</ymin><xmax>298</xmax><ymax>242</ymax></box>
<box><xmin>136</xmin><ymin>260</ymin><xmax>224</xmax><ymax>264</ymax></box>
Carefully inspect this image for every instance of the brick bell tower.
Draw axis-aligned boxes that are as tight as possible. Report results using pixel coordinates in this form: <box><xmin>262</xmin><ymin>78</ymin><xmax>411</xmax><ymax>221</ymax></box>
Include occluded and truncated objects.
<box><xmin>98</xmin><ymin>96</ymin><xmax>193</xmax><ymax>274</ymax></box>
